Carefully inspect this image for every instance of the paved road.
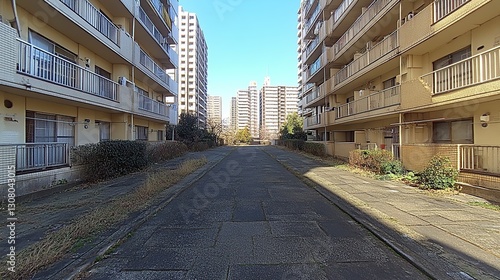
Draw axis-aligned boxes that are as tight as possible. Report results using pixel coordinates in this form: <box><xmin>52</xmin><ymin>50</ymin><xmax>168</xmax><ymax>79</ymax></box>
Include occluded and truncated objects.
<box><xmin>85</xmin><ymin>146</ymin><xmax>429</xmax><ymax>279</ymax></box>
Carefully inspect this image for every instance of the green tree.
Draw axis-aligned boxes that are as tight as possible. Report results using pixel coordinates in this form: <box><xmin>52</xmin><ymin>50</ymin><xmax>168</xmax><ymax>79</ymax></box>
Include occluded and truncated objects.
<box><xmin>236</xmin><ymin>127</ymin><xmax>252</xmax><ymax>144</ymax></box>
<box><xmin>176</xmin><ymin>113</ymin><xmax>200</xmax><ymax>145</ymax></box>
<box><xmin>280</xmin><ymin>112</ymin><xmax>307</xmax><ymax>140</ymax></box>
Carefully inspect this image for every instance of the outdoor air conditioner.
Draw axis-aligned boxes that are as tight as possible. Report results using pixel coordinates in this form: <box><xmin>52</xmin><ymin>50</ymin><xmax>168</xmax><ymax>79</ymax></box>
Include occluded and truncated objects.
<box><xmin>325</xmin><ymin>107</ymin><xmax>334</xmax><ymax>111</ymax></box>
<box><xmin>118</xmin><ymin>76</ymin><xmax>127</xmax><ymax>86</ymax></box>
<box><xmin>365</xmin><ymin>41</ymin><xmax>372</xmax><ymax>50</ymax></box>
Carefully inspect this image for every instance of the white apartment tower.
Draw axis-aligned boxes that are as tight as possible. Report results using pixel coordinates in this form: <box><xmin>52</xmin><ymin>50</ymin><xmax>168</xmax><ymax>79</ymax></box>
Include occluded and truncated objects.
<box><xmin>230</xmin><ymin>97</ymin><xmax>238</xmax><ymax>131</ymax></box>
<box><xmin>177</xmin><ymin>6</ymin><xmax>208</xmax><ymax>127</ymax></box>
<box><xmin>237</xmin><ymin>81</ymin><xmax>259</xmax><ymax>138</ymax></box>
<box><xmin>259</xmin><ymin>77</ymin><xmax>299</xmax><ymax>140</ymax></box>
<box><xmin>207</xmin><ymin>95</ymin><xmax>222</xmax><ymax>124</ymax></box>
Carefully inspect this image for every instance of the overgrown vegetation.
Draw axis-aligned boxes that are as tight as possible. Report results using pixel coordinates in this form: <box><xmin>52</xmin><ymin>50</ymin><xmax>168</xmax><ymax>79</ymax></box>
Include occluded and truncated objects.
<box><xmin>7</xmin><ymin>158</ymin><xmax>207</xmax><ymax>280</ymax></box>
<box><xmin>176</xmin><ymin>113</ymin><xmax>217</xmax><ymax>148</ymax></box>
<box><xmin>418</xmin><ymin>155</ymin><xmax>459</xmax><ymax>190</ymax></box>
<box><xmin>349</xmin><ymin>149</ymin><xmax>404</xmax><ymax>175</ymax></box>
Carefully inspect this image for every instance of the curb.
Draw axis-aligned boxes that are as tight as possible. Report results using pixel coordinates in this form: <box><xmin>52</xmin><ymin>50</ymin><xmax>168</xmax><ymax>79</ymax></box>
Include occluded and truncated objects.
<box><xmin>34</xmin><ymin>148</ymin><xmax>235</xmax><ymax>280</ymax></box>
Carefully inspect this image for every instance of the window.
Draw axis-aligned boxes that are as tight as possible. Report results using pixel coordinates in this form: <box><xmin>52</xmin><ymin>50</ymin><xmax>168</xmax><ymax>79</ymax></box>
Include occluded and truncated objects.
<box><xmin>26</xmin><ymin>111</ymin><xmax>75</xmax><ymax>146</ymax></box>
<box><xmin>157</xmin><ymin>130</ymin><xmax>164</xmax><ymax>141</ymax></box>
<box><xmin>433</xmin><ymin>119</ymin><xmax>473</xmax><ymax>144</ymax></box>
<box><xmin>432</xmin><ymin>46</ymin><xmax>472</xmax><ymax>93</ymax></box>
<box><xmin>96</xmin><ymin>121</ymin><xmax>111</xmax><ymax>141</ymax></box>
<box><xmin>135</xmin><ymin>126</ymin><xmax>148</xmax><ymax>141</ymax></box>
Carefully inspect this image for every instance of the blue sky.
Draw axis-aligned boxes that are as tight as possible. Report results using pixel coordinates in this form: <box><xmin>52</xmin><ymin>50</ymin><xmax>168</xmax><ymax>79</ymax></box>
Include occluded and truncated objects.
<box><xmin>179</xmin><ymin>0</ymin><xmax>301</xmax><ymax>119</ymax></box>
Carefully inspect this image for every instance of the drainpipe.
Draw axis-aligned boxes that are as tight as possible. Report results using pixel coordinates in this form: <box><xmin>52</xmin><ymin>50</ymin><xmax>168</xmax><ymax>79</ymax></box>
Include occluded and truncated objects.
<box><xmin>130</xmin><ymin>0</ymin><xmax>137</xmax><ymax>140</ymax></box>
<box><xmin>11</xmin><ymin>0</ymin><xmax>21</xmax><ymax>37</ymax></box>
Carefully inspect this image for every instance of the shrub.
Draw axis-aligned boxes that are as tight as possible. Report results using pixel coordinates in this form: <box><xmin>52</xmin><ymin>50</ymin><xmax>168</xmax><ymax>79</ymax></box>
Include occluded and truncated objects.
<box><xmin>190</xmin><ymin>141</ymin><xmax>210</xmax><ymax>152</ymax></box>
<box><xmin>282</xmin><ymin>139</ymin><xmax>305</xmax><ymax>150</ymax></box>
<box><xmin>349</xmin><ymin>149</ymin><xmax>402</xmax><ymax>174</ymax></box>
<box><xmin>303</xmin><ymin>142</ymin><xmax>326</xmax><ymax>157</ymax></box>
<box><xmin>146</xmin><ymin>141</ymin><xmax>188</xmax><ymax>164</ymax></box>
<box><xmin>418</xmin><ymin>155</ymin><xmax>459</xmax><ymax>189</ymax></box>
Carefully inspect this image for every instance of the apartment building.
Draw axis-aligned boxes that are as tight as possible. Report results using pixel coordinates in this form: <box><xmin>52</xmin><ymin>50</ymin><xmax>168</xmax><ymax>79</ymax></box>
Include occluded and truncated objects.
<box><xmin>237</xmin><ymin>81</ymin><xmax>259</xmax><ymax>138</ymax></box>
<box><xmin>177</xmin><ymin>6</ymin><xmax>208</xmax><ymax>127</ymax></box>
<box><xmin>207</xmin><ymin>95</ymin><xmax>222</xmax><ymax>124</ymax></box>
<box><xmin>230</xmin><ymin>96</ymin><xmax>238</xmax><ymax>131</ymax></box>
<box><xmin>0</xmin><ymin>0</ymin><xmax>178</xmax><ymax>196</ymax></box>
<box><xmin>259</xmin><ymin>77</ymin><xmax>299</xmax><ymax>140</ymax></box>
<box><xmin>298</xmin><ymin>0</ymin><xmax>500</xmax><ymax>200</ymax></box>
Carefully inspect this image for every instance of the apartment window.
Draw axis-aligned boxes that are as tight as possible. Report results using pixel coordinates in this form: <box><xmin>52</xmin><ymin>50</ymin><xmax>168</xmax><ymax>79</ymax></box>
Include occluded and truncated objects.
<box><xmin>97</xmin><ymin>121</ymin><xmax>111</xmax><ymax>141</ymax></box>
<box><xmin>157</xmin><ymin>130</ymin><xmax>164</xmax><ymax>141</ymax></box>
<box><xmin>135</xmin><ymin>126</ymin><xmax>148</xmax><ymax>141</ymax></box>
<box><xmin>433</xmin><ymin>119</ymin><xmax>473</xmax><ymax>144</ymax></box>
<box><xmin>432</xmin><ymin>46</ymin><xmax>472</xmax><ymax>93</ymax></box>
<box><xmin>383</xmin><ymin>77</ymin><xmax>396</xmax><ymax>89</ymax></box>
<box><xmin>26</xmin><ymin>111</ymin><xmax>75</xmax><ymax>146</ymax></box>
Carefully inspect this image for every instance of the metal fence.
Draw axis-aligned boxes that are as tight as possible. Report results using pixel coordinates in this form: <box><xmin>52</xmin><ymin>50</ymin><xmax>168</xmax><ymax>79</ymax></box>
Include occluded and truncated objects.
<box><xmin>460</xmin><ymin>145</ymin><xmax>500</xmax><ymax>174</ymax></box>
<box><xmin>15</xmin><ymin>143</ymin><xmax>70</xmax><ymax>172</ymax></box>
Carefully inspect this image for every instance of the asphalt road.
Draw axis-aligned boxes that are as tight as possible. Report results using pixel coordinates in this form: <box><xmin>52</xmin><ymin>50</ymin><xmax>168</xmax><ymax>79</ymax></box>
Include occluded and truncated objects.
<box><xmin>85</xmin><ymin>146</ymin><xmax>429</xmax><ymax>280</ymax></box>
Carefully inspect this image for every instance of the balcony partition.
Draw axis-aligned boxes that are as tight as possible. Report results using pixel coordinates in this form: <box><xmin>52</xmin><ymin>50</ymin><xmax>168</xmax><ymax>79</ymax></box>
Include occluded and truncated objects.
<box><xmin>336</xmin><ymin>85</ymin><xmax>400</xmax><ymax>119</ymax></box>
<box><xmin>60</xmin><ymin>0</ymin><xmax>119</xmax><ymax>45</ymax></box>
<box><xmin>17</xmin><ymin>39</ymin><xmax>118</xmax><ymax>101</ymax></box>
<box><xmin>420</xmin><ymin>46</ymin><xmax>500</xmax><ymax>95</ymax></box>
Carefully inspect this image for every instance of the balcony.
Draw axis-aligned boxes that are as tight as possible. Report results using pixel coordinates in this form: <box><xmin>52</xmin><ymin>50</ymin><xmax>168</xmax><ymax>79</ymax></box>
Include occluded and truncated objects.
<box><xmin>14</xmin><ymin>143</ymin><xmax>70</xmax><ymax>173</ymax></box>
<box><xmin>304</xmin><ymin>5</ymin><xmax>321</xmax><ymax>39</ymax></box>
<box><xmin>334</xmin><ymin>30</ymin><xmax>399</xmax><ymax>86</ymax></box>
<box><xmin>135</xmin><ymin>44</ymin><xmax>177</xmax><ymax>95</ymax></box>
<box><xmin>420</xmin><ymin>46</ymin><xmax>500</xmax><ymax>95</ymax></box>
<box><xmin>434</xmin><ymin>0</ymin><xmax>470</xmax><ymax>22</ymax></box>
<box><xmin>306</xmin><ymin>53</ymin><xmax>327</xmax><ymax>83</ymax></box>
<box><xmin>334</xmin><ymin>0</ymin><xmax>356</xmax><ymax>23</ymax></box>
<box><xmin>138</xmin><ymin>93</ymin><xmax>169</xmax><ymax>117</ymax></box>
<box><xmin>17</xmin><ymin>39</ymin><xmax>118</xmax><ymax>101</ymax></box>
<box><xmin>461</xmin><ymin>145</ymin><xmax>500</xmax><ymax>175</ymax></box>
<box><xmin>336</xmin><ymin>85</ymin><xmax>400</xmax><ymax>119</ymax></box>
<box><xmin>304</xmin><ymin>84</ymin><xmax>326</xmax><ymax>108</ymax></box>
<box><xmin>60</xmin><ymin>0</ymin><xmax>118</xmax><ymax>45</ymax></box>
<box><xmin>306</xmin><ymin>114</ymin><xmax>322</xmax><ymax>127</ymax></box>
<box><xmin>333</xmin><ymin>0</ymin><xmax>394</xmax><ymax>57</ymax></box>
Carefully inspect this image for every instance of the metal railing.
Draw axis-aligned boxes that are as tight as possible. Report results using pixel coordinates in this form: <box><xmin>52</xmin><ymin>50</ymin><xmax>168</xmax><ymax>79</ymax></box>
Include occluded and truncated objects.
<box><xmin>334</xmin><ymin>0</ymin><xmax>392</xmax><ymax>55</ymax></box>
<box><xmin>433</xmin><ymin>0</ymin><xmax>469</xmax><ymax>22</ymax></box>
<box><xmin>420</xmin><ymin>46</ymin><xmax>500</xmax><ymax>95</ymax></box>
<box><xmin>60</xmin><ymin>0</ymin><xmax>118</xmax><ymax>45</ymax></box>
<box><xmin>305</xmin><ymin>37</ymin><xmax>320</xmax><ymax>57</ymax></box>
<box><xmin>307</xmin><ymin>53</ymin><xmax>325</xmax><ymax>78</ymax></box>
<box><xmin>15</xmin><ymin>143</ymin><xmax>70</xmax><ymax>172</ymax></box>
<box><xmin>335</xmin><ymin>30</ymin><xmax>398</xmax><ymax>85</ymax></box>
<box><xmin>138</xmin><ymin>94</ymin><xmax>168</xmax><ymax>116</ymax></box>
<box><xmin>139</xmin><ymin>48</ymin><xmax>169</xmax><ymax>85</ymax></box>
<box><xmin>336</xmin><ymin>85</ymin><xmax>400</xmax><ymax>119</ymax></box>
<box><xmin>306</xmin><ymin>114</ymin><xmax>322</xmax><ymax>126</ymax></box>
<box><xmin>460</xmin><ymin>145</ymin><xmax>500</xmax><ymax>174</ymax></box>
<box><xmin>137</xmin><ymin>5</ymin><xmax>173</xmax><ymax>53</ymax></box>
<box><xmin>305</xmin><ymin>87</ymin><xmax>321</xmax><ymax>104</ymax></box>
<box><xmin>305</xmin><ymin>5</ymin><xmax>321</xmax><ymax>33</ymax></box>
<box><xmin>334</xmin><ymin>0</ymin><xmax>355</xmax><ymax>22</ymax></box>
<box><xmin>355</xmin><ymin>143</ymin><xmax>378</xmax><ymax>150</ymax></box>
<box><xmin>17</xmin><ymin>40</ymin><xmax>118</xmax><ymax>101</ymax></box>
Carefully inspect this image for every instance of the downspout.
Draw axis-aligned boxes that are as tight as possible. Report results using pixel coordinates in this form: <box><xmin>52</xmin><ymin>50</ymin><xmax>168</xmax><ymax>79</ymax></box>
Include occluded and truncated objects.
<box><xmin>130</xmin><ymin>0</ymin><xmax>137</xmax><ymax>140</ymax></box>
<box><xmin>11</xmin><ymin>0</ymin><xmax>21</xmax><ymax>37</ymax></box>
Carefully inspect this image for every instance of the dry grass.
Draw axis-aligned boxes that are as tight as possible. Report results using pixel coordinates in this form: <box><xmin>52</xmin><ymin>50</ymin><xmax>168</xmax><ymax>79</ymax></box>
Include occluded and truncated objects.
<box><xmin>5</xmin><ymin>158</ymin><xmax>207</xmax><ymax>280</ymax></box>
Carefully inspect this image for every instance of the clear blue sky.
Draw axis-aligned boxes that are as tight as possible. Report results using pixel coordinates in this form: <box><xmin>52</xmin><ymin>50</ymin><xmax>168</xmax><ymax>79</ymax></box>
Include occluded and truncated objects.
<box><xmin>179</xmin><ymin>0</ymin><xmax>301</xmax><ymax>119</ymax></box>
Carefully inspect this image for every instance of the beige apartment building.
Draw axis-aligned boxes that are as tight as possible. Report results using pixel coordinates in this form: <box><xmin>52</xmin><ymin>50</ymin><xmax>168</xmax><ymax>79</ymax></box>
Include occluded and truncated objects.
<box><xmin>299</xmin><ymin>0</ymin><xmax>500</xmax><ymax>200</ymax></box>
<box><xmin>0</xmin><ymin>0</ymin><xmax>178</xmax><ymax>195</ymax></box>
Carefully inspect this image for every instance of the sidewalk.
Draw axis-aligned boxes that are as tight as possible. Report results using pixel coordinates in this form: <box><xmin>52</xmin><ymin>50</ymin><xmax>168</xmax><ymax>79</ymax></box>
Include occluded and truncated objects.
<box><xmin>263</xmin><ymin>146</ymin><xmax>500</xmax><ymax>280</ymax></box>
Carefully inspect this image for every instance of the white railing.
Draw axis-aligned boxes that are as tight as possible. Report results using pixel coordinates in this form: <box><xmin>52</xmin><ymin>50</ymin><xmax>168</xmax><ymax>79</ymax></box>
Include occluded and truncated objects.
<box><xmin>420</xmin><ymin>46</ymin><xmax>500</xmax><ymax>95</ymax></box>
<box><xmin>15</xmin><ymin>143</ymin><xmax>70</xmax><ymax>172</ymax></box>
<box><xmin>334</xmin><ymin>0</ymin><xmax>392</xmax><ymax>55</ymax></box>
<box><xmin>60</xmin><ymin>0</ymin><xmax>118</xmax><ymax>45</ymax></box>
<box><xmin>306</xmin><ymin>114</ymin><xmax>322</xmax><ymax>126</ymax></box>
<box><xmin>334</xmin><ymin>0</ymin><xmax>355</xmax><ymax>22</ymax></box>
<box><xmin>336</xmin><ymin>85</ymin><xmax>400</xmax><ymax>119</ymax></box>
<box><xmin>308</xmin><ymin>53</ymin><xmax>325</xmax><ymax>79</ymax></box>
<box><xmin>355</xmin><ymin>143</ymin><xmax>378</xmax><ymax>150</ymax></box>
<box><xmin>433</xmin><ymin>0</ymin><xmax>470</xmax><ymax>22</ymax></box>
<box><xmin>306</xmin><ymin>37</ymin><xmax>320</xmax><ymax>57</ymax></box>
<box><xmin>335</xmin><ymin>30</ymin><xmax>398</xmax><ymax>85</ymax></box>
<box><xmin>305</xmin><ymin>87</ymin><xmax>321</xmax><ymax>104</ymax></box>
<box><xmin>137</xmin><ymin>5</ymin><xmax>173</xmax><ymax>54</ymax></box>
<box><xmin>139</xmin><ymin>49</ymin><xmax>169</xmax><ymax>85</ymax></box>
<box><xmin>305</xmin><ymin>5</ymin><xmax>321</xmax><ymax>33</ymax></box>
<box><xmin>460</xmin><ymin>145</ymin><xmax>500</xmax><ymax>174</ymax></box>
<box><xmin>138</xmin><ymin>94</ymin><xmax>169</xmax><ymax>116</ymax></box>
<box><xmin>17</xmin><ymin>40</ymin><xmax>118</xmax><ymax>101</ymax></box>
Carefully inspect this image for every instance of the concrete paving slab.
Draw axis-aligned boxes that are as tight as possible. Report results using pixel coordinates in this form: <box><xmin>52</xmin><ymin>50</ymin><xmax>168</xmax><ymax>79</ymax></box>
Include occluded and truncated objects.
<box><xmin>269</xmin><ymin>221</ymin><xmax>325</xmax><ymax>237</ymax></box>
<box><xmin>228</xmin><ymin>263</ymin><xmax>327</xmax><ymax>280</ymax></box>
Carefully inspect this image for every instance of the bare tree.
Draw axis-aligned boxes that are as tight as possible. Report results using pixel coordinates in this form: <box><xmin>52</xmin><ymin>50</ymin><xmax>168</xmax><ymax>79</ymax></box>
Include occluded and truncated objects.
<box><xmin>206</xmin><ymin>117</ymin><xmax>223</xmax><ymax>145</ymax></box>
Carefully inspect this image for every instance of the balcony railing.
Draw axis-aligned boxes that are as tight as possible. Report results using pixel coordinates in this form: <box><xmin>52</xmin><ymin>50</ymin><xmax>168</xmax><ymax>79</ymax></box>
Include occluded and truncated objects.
<box><xmin>334</xmin><ymin>0</ymin><xmax>392</xmax><ymax>55</ymax></box>
<box><xmin>335</xmin><ymin>30</ymin><xmax>398</xmax><ymax>85</ymax></box>
<box><xmin>306</xmin><ymin>114</ymin><xmax>322</xmax><ymax>126</ymax></box>
<box><xmin>60</xmin><ymin>0</ymin><xmax>118</xmax><ymax>45</ymax></box>
<box><xmin>305</xmin><ymin>37</ymin><xmax>320</xmax><ymax>57</ymax></box>
<box><xmin>308</xmin><ymin>53</ymin><xmax>325</xmax><ymax>78</ymax></box>
<box><xmin>137</xmin><ymin>5</ymin><xmax>174</xmax><ymax>54</ymax></box>
<box><xmin>433</xmin><ymin>0</ymin><xmax>470</xmax><ymax>22</ymax></box>
<box><xmin>138</xmin><ymin>93</ymin><xmax>169</xmax><ymax>116</ymax></box>
<box><xmin>305</xmin><ymin>5</ymin><xmax>321</xmax><ymax>33</ymax></box>
<box><xmin>420</xmin><ymin>46</ymin><xmax>500</xmax><ymax>95</ymax></box>
<box><xmin>334</xmin><ymin>0</ymin><xmax>355</xmax><ymax>22</ymax></box>
<box><xmin>305</xmin><ymin>87</ymin><xmax>321</xmax><ymax>103</ymax></box>
<box><xmin>15</xmin><ymin>143</ymin><xmax>70</xmax><ymax>172</ymax></box>
<box><xmin>336</xmin><ymin>85</ymin><xmax>400</xmax><ymax>119</ymax></box>
<box><xmin>17</xmin><ymin>39</ymin><xmax>118</xmax><ymax>101</ymax></box>
<box><xmin>460</xmin><ymin>145</ymin><xmax>500</xmax><ymax>174</ymax></box>
<box><xmin>139</xmin><ymin>48</ymin><xmax>169</xmax><ymax>85</ymax></box>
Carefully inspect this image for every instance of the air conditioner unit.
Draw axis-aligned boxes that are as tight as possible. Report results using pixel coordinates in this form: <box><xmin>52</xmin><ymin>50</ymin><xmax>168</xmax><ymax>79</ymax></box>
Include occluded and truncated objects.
<box><xmin>365</xmin><ymin>41</ymin><xmax>372</xmax><ymax>50</ymax></box>
<box><xmin>358</xmin><ymin>90</ymin><xmax>364</xmax><ymax>96</ymax></box>
<box><xmin>407</xmin><ymin>12</ymin><xmax>414</xmax><ymax>21</ymax></box>
<box><xmin>325</xmin><ymin>107</ymin><xmax>334</xmax><ymax>111</ymax></box>
<box><xmin>118</xmin><ymin>76</ymin><xmax>127</xmax><ymax>86</ymax></box>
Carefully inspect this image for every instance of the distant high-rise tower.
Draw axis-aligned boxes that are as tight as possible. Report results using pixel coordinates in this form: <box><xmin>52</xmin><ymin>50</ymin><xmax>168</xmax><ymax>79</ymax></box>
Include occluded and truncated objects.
<box><xmin>230</xmin><ymin>97</ymin><xmax>238</xmax><ymax>131</ymax></box>
<box><xmin>177</xmin><ymin>6</ymin><xmax>208</xmax><ymax>127</ymax></box>
<box><xmin>207</xmin><ymin>95</ymin><xmax>222</xmax><ymax>124</ymax></box>
<box><xmin>237</xmin><ymin>81</ymin><xmax>259</xmax><ymax>138</ymax></box>
<box><xmin>259</xmin><ymin>77</ymin><xmax>299</xmax><ymax>140</ymax></box>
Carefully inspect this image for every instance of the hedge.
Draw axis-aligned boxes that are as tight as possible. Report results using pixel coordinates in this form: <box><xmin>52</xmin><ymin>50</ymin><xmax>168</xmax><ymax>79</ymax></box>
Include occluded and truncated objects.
<box><xmin>349</xmin><ymin>149</ymin><xmax>403</xmax><ymax>175</ymax></box>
